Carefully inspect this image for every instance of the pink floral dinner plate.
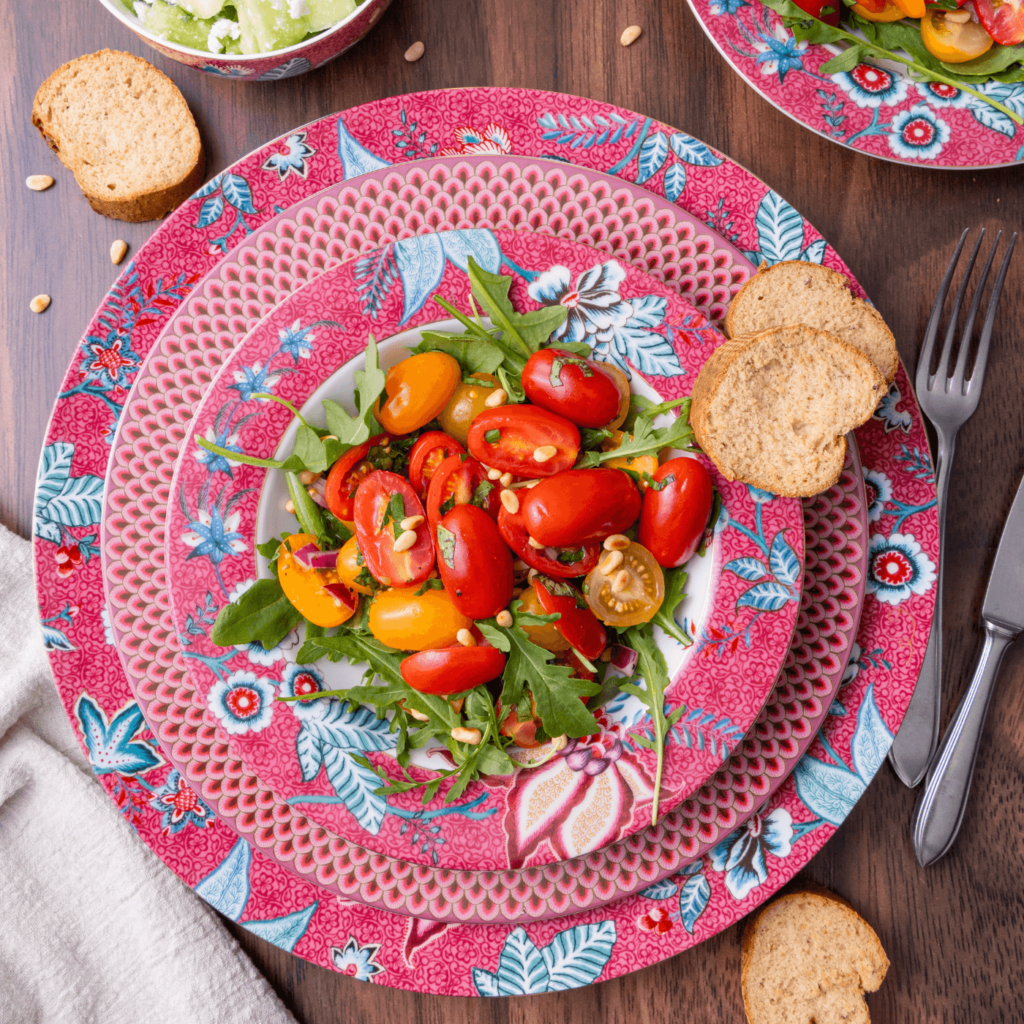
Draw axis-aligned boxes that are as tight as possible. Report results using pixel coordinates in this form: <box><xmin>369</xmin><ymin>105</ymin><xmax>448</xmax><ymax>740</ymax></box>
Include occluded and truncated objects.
<box><xmin>36</xmin><ymin>89</ymin><xmax>937</xmax><ymax>993</ymax></box>
<box><xmin>687</xmin><ymin>0</ymin><xmax>1024</xmax><ymax>167</ymax></box>
<box><xmin>162</xmin><ymin>224</ymin><xmax>804</xmax><ymax>893</ymax></box>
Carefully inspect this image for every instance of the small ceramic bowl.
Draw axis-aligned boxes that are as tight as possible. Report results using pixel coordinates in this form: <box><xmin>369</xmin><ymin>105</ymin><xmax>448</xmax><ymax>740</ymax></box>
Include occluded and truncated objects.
<box><xmin>96</xmin><ymin>0</ymin><xmax>392</xmax><ymax>79</ymax></box>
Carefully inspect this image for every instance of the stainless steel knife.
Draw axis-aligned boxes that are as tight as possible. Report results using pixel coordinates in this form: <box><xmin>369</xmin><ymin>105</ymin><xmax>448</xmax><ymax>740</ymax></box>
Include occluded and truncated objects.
<box><xmin>911</xmin><ymin>469</ymin><xmax>1024</xmax><ymax>867</ymax></box>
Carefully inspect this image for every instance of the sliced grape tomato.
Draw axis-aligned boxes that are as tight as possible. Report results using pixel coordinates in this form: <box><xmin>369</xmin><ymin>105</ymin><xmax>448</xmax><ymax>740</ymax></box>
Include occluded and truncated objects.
<box><xmin>353</xmin><ymin>470</ymin><xmax>434</xmax><ymax>587</ymax></box>
<box><xmin>408</xmin><ymin>431</ymin><xmax>465</xmax><ymax>496</ymax></box>
<box><xmin>532</xmin><ymin>575</ymin><xmax>607</xmax><ymax>661</ymax></box>
<box><xmin>497</xmin><ymin>503</ymin><xmax>601</xmax><ymax>579</ymax></box>
<box><xmin>467</xmin><ymin>406</ymin><xmax>580</xmax><ymax>478</ymax></box>
<box><xmin>425</xmin><ymin>453</ymin><xmax>501</xmax><ymax>535</ymax></box>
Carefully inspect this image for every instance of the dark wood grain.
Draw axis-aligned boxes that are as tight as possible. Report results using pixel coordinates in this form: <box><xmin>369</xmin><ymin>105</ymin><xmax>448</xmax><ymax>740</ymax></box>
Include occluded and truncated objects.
<box><xmin>3</xmin><ymin>0</ymin><xmax>1024</xmax><ymax>1019</ymax></box>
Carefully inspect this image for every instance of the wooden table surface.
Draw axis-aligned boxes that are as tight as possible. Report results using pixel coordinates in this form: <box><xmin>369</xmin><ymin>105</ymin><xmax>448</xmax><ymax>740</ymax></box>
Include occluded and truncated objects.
<box><xmin>3</xmin><ymin>0</ymin><xmax>1024</xmax><ymax>1019</ymax></box>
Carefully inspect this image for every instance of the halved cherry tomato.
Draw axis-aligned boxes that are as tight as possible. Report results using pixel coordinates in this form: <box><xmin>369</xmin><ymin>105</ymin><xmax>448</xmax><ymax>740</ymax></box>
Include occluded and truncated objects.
<box><xmin>401</xmin><ymin>645</ymin><xmax>506</xmax><ymax>695</ymax></box>
<box><xmin>639</xmin><ymin>457</ymin><xmax>714</xmax><ymax>568</ymax></box>
<box><xmin>323</xmin><ymin>433</ymin><xmax>386</xmax><ymax>522</ymax></box>
<box><xmin>368</xmin><ymin>586</ymin><xmax>471</xmax><ymax>651</ymax></box>
<box><xmin>497</xmin><ymin>503</ymin><xmax>601</xmax><ymax>579</ymax></box>
<box><xmin>521</xmin><ymin>469</ymin><xmax>642</xmax><ymax>547</ymax></box>
<box><xmin>531</xmin><ymin>576</ymin><xmax>607</xmax><ymax>661</ymax></box>
<box><xmin>353</xmin><ymin>470</ymin><xmax>435</xmax><ymax>587</ymax></box>
<box><xmin>521</xmin><ymin>349</ymin><xmax>623</xmax><ymax>428</ymax></box>
<box><xmin>376</xmin><ymin>352</ymin><xmax>462</xmax><ymax>435</ymax></box>
<box><xmin>517</xmin><ymin>583</ymin><xmax>570</xmax><ymax>651</ymax></box>
<box><xmin>336</xmin><ymin>536</ymin><xmax>377</xmax><ymax>596</ymax></box>
<box><xmin>892</xmin><ymin>0</ymin><xmax>925</xmax><ymax>17</ymax></box>
<box><xmin>278</xmin><ymin>534</ymin><xmax>357</xmax><ymax>628</ymax></box>
<box><xmin>467</xmin><ymin>406</ymin><xmax>580</xmax><ymax>479</ymax></box>
<box><xmin>408</xmin><ymin>431</ymin><xmax>465</xmax><ymax>496</ymax></box>
<box><xmin>595</xmin><ymin>360</ymin><xmax>631</xmax><ymax>430</ymax></box>
<box><xmin>436</xmin><ymin>504</ymin><xmax>514</xmax><ymax>620</ymax></box>
<box><xmin>439</xmin><ymin>372</ymin><xmax>500</xmax><ymax>445</ymax></box>
<box><xmin>972</xmin><ymin>0</ymin><xmax>1023</xmax><ymax>45</ymax></box>
<box><xmin>791</xmin><ymin>0</ymin><xmax>841</xmax><ymax>24</ymax></box>
<box><xmin>499</xmin><ymin>704</ymin><xmax>541</xmax><ymax>748</ymax></box>
<box><xmin>921</xmin><ymin>8</ymin><xmax>994</xmax><ymax>60</ymax></box>
<box><xmin>425</xmin><ymin>453</ymin><xmax>501</xmax><ymax>537</ymax></box>
<box><xmin>584</xmin><ymin>541</ymin><xmax>665</xmax><ymax>627</ymax></box>
<box><xmin>851</xmin><ymin>0</ymin><xmax>906</xmax><ymax>19</ymax></box>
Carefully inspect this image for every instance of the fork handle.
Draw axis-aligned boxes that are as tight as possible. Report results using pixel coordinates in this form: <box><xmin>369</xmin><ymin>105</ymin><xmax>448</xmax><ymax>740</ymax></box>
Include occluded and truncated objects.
<box><xmin>911</xmin><ymin>624</ymin><xmax>1015</xmax><ymax>866</ymax></box>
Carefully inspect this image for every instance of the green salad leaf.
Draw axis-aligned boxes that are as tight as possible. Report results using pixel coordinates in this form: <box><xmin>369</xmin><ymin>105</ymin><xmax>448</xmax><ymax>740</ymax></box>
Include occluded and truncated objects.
<box><xmin>652</xmin><ymin>567</ymin><xmax>692</xmax><ymax>647</ymax></box>
<box><xmin>576</xmin><ymin>398</ymin><xmax>696</xmax><ymax>468</ymax></box>
<box><xmin>210</xmin><ymin>578</ymin><xmax>301</xmax><ymax>650</ymax></box>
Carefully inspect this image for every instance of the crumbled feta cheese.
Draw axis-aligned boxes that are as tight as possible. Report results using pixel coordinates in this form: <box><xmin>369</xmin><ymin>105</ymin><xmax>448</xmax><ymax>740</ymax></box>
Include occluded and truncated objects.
<box><xmin>287</xmin><ymin>0</ymin><xmax>310</xmax><ymax>18</ymax></box>
<box><xmin>207</xmin><ymin>17</ymin><xmax>241</xmax><ymax>52</ymax></box>
<box><xmin>133</xmin><ymin>0</ymin><xmax>153</xmax><ymax>20</ymax></box>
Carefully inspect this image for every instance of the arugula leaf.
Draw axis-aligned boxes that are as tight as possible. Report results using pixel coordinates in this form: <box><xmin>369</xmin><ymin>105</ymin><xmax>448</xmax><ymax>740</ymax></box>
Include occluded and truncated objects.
<box><xmin>576</xmin><ymin>399</ymin><xmax>696</xmax><ymax>468</ymax></box>
<box><xmin>294</xmin><ymin>631</ymin><xmax>407</xmax><ymax>685</ymax></box>
<box><xmin>411</xmin><ymin>333</ymin><xmax>505</xmax><ymax>375</ymax></box>
<box><xmin>652</xmin><ymin>568</ymin><xmax>692</xmax><ymax>647</ymax></box>
<box><xmin>496</xmin><ymin>366</ymin><xmax>526</xmax><ymax>404</ymax></box>
<box><xmin>210</xmin><ymin>578</ymin><xmax>301</xmax><ymax>649</ymax></box>
<box><xmin>548</xmin><ymin>341</ymin><xmax>592</xmax><ymax>357</ymax></box>
<box><xmin>321</xmin><ymin>334</ymin><xmax>386</xmax><ymax>447</ymax></box>
<box><xmin>941</xmin><ymin>42</ymin><xmax>1024</xmax><ymax>77</ymax></box>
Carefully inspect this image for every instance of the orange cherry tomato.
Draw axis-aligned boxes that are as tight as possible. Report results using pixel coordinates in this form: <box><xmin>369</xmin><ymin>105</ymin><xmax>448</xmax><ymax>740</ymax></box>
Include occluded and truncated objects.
<box><xmin>851</xmin><ymin>0</ymin><xmax>905</xmax><ymax>19</ymax></box>
<box><xmin>638</xmin><ymin>457</ymin><xmax>714</xmax><ymax>568</ymax></box>
<box><xmin>401</xmin><ymin>645</ymin><xmax>506</xmax><ymax>695</ymax></box>
<box><xmin>531</xmin><ymin>576</ymin><xmax>607</xmax><ymax>661</ymax></box>
<box><xmin>499</xmin><ymin>705</ymin><xmax>541</xmax><ymax>748</ymax></box>
<box><xmin>425</xmin><ymin>453</ymin><xmax>501</xmax><ymax>537</ymax></box>
<box><xmin>323</xmin><ymin>433</ymin><xmax>386</xmax><ymax>522</ymax></box>
<box><xmin>335</xmin><ymin>536</ymin><xmax>377</xmax><ymax>596</ymax></box>
<box><xmin>521</xmin><ymin>349</ymin><xmax>623</xmax><ymax>428</ymax></box>
<box><xmin>517</xmin><ymin>583</ymin><xmax>570</xmax><ymax>651</ymax></box>
<box><xmin>376</xmin><ymin>352</ymin><xmax>461</xmax><ymax>435</ymax></box>
<box><xmin>408</xmin><ymin>431</ymin><xmax>465</xmax><ymax>496</ymax></box>
<box><xmin>353</xmin><ymin>470</ymin><xmax>435</xmax><ymax>587</ymax></box>
<box><xmin>921</xmin><ymin>9</ymin><xmax>994</xmax><ymax>60</ymax></box>
<box><xmin>467</xmin><ymin>406</ymin><xmax>580</xmax><ymax>479</ymax></box>
<box><xmin>595</xmin><ymin>360</ymin><xmax>631</xmax><ymax>430</ymax></box>
<box><xmin>892</xmin><ymin>0</ymin><xmax>925</xmax><ymax>17</ymax></box>
<box><xmin>496</xmin><ymin>502</ymin><xmax>601</xmax><ymax>579</ymax></box>
<box><xmin>439</xmin><ymin>372</ymin><xmax>501</xmax><ymax>445</ymax></box>
<box><xmin>521</xmin><ymin>469</ymin><xmax>642</xmax><ymax>547</ymax></box>
<box><xmin>584</xmin><ymin>541</ymin><xmax>665</xmax><ymax>628</ymax></box>
<box><xmin>368</xmin><ymin>586</ymin><xmax>473</xmax><ymax>651</ymax></box>
<box><xmin>436</xmin><ymin>504</ymin><xmax>514</xmax><ymax>620</ymax></box>
<box><xmin>278</xmin><ymin>534</ymin><xmax>357</xmax><ymax>628</ymax></box>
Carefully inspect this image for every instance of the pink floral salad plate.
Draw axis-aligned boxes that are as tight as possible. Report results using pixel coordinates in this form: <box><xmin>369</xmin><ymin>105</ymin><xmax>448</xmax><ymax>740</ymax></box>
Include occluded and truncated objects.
<box><xmin>36</xmin><ymin>88</ymin><xmax>937</xmax><ymax>994</ymax></box>
<box><xmin>161</xmin><ymin>223</ymin><xmax>804</xmax><ymax>893</ymax></box>
<box><xmin>687</xmin><ymin>0</ymin><xmax>1024</xmax><ymax>167</ymax></box>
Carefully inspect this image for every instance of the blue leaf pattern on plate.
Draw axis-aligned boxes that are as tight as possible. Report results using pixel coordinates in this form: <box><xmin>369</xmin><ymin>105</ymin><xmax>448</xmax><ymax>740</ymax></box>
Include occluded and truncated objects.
<box><xmin>663</xmin><ymin>163</ymin><xmax>687</xmax><ymax>203</ymax></box>
<box><xmin>754</xmin><ymin>190</ymin><xmax>805</xmax><ymax>265</ymax></box>
<box><xmin>337</xmin><ymin>115</ymin><xmax>391</xmax><ymax>179</ymax></box>
<box><xmin>769</xmin><ymin>532</ymin><xmax>801</xmax><ymax>587</ymax></box>
<box><xmin>800</xmin><ymin>238</ymin><xmax>828</xmax><ymax>264</ymax></box>
<box><xmin>725</xmin><ymin>556</ymin><xmax>770</xmax><ymax>582</ymax></box>
<box><xmin>539</xmin><ymin>921</ymin><xmax>617</xmax><ymax>990</ymax></box>
<box><xmin>242</xmin><ymin>902</ymin><xmax>318</xmax><ymax>952</ymax></box>
<box><xmin>221</xmin><ymin>174</ymin><xmax>258</xmax><ymax>214</ymax></box>
<box><xmin>321</xmin><ymin>745</ymin><xmax>388</xmax><ymax>834</ymax></box>
<box><xmin>195</xmin><ymin>838</ymin><xmax>251</xmax><ymax>921</ymax></box>
<box><xmin>438</xmin><ymin>229</ymin><xmax>503</xmax><ymax>274</ymax></box>
<box><xmin>636</xmin><ymin>131</ymin><xmax>669</xmax><ymax>183</ymax></box>
<box><xmin>670</xmin><ymin>133</ymin><xmax>724</xmax><ymax>167</ymax></box>
<box><xmin>496</xmin><ymin>928</ymin><xmax>550</xmax><ymax>994</ymax></box>
<box><xmin>736</xmin><ymin>580</ymin><xmax>795</xmax><ymax>611</ymax></box>
<box><xmin>850</xmin><ymin>684</ymin><xmax>893</xmax><ymax>781</ymax></box>
<box><xmin>678</xmin><ymin>873</ymin><xmax>711</xmax><ymax>934</ymax></box>
<box><xmin>394</xmin><ymin>234</ymin><xmax>447</xmax><ymax>324</ymax></box>
<box><xmin>639</xmin><ymin>878</ymin><xmax>679</xmax><ymax>900</ymax></box>
<box><xmin>196</xmin><ymin>195</ymin><xmax>224</xmax><ymax>228</ymax></box>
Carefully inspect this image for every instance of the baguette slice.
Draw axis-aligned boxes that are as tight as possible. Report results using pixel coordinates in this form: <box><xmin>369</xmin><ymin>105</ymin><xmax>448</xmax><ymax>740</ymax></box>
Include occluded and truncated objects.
<box><xmin>32</xmin><ymin>51</ymin><xmax>204</xmax><ymax>222</ymax></box>
<box><xmin>725</xmin><ymin>261</ymin><xmax>898</xmax><ymax>384</ymax></box>
<box><xmin>691</xmin><ymin>325</ymin><xmax>885</xmax><ymax>497</ymax></box>
<box><xmin>741</xmin><ymin>889</ymin><xmax>889</xmax><ymax>1024</ymax></box>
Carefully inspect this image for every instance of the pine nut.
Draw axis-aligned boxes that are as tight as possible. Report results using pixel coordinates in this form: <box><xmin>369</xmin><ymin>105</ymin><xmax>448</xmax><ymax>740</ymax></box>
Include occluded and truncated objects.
<box><xmin>404</xmin><ymin>40</ymin><xmax>425</xmax><ymax>61</ymax></box>
<box><xmin>496</xmin><ymin>609</ymin><xmax>513</xmax><ymax>628</ymax></box>
<box><xmin>533</xmin><ymin>445</ymin><xmax>557</xmax><ymax>463</ymax></box>
<box><xmin>512</xmin><ymin>478</ymin><xmax>541</xmax><ymax>489</ymax></box>
<box><xmin>307</xmin><ymin>488</ymin><xmax>319</xmax><ymax>499</ymax></box>
<box><xmin>527</xmin><ymin>535</ymin><xmax>544</xmax><ymax>549</ymax></box>
<box><xmin>944</xmin><ymin>8</ymin><xmax>971</xmax><ymax>20</ymax></box>
<box><xmin>604</xmin><ymin>534</ymin><xmax>630</xmax><ymax>551</ymax></box>
<box><xmin>550</xmin><ymin>734</ymin><xmax>568</xmax><ymax>751</ymax></box>
<box><xmin>600</xmin><ymin>550</ymin><xmax>624</xmax><ymax>574</ymax></box>
<box><xmin>611</xmin><ymin>569</ymin><xmax>631</xmax><ymax>594</ymax></box>
<box><xmin>400</xmin><ymin>515</ymin><xmax>424</xmax><ymax>530</ymax></box>
<box><xmin>500</xmin><ymin>489</ymin><xmax>520</xmax><ymax>514</ymax></box>
<box><xmin>393</xmin><ymin>529</ymin><xmax>418</xmax><ymax>552</ymax></box>
<box><xmin>456</xmin><ymin>628</ymin><xmax>476</xmax><ymax>647</ymax></box>
<box><xmin>110</xmin><ymin>239</ymin><xmax>128</xmax><ymax>264</ymax></box>
<box><xmin>527</xmin><ymin>568</ymin><xmax>539</xmax><ymax>582</ymax></box>
<box><xmin>298</xmin><ymin>470</ymin><xmax>321</xmax><ymax>485</ymax></box>
<box><xmin>285</xmin><ymin>500</ymin><xmax>296</xmax><ymax>513</ymax></box>
<box><xmin>513</xmin><ymin>559</ymin><xmax>530</xmax><ymax>572</ymax></box>
<box><xmin>407</xmin><ymin>708</ymin><xmax>429</xmax><ymax>722</ymax></box>
<box><xmin>26</xmin><ymin>174</ymin><xmax>54</xmax><ymax>191</ymax></box>
<box><xmin>500</xmin><ymin>472</ymin><xmax>513</xmax><ymax>487</ymax></box>
<box><xmin>620</xmin><ymin>24</ymin><xmax>642</xmax><ymax>46</ymax></box>
<box><xmin>30</xmin><ymin>294</ymin><xmax>51</xmax><ymax>313</ymax></box>
<box><xmin>485</xmin><ymin>388</ymin><xmax>508</xmax><ymax>408</ymax></box>
<box><xmin>487</xmin><ymin>467</ymin><xmax>502</xmax><ymax>481</ymax></box>
<box><xmin>451</xmin><ymin>726</ymin><xmax>482</xmax><ymax>745</ymax></box>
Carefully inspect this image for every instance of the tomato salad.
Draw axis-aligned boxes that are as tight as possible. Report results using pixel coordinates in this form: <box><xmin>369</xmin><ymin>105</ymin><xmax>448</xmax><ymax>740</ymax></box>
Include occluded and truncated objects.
<box><xmin>203</xmin><ymin>258</ymin><xmax>716</xmax><ymax>815</ymax></box>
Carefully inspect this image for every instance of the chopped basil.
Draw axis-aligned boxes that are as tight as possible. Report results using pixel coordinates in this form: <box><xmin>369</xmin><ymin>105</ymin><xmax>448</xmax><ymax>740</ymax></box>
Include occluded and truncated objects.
<box><xmin>484</xmin><ymin>428</ymin><xmax>500</xmax><ymax>444</ymax></box>
<box><xmin>436</xmin><ymin>524</ymin><xmax>457</xmax><ymax>569</ymax></box>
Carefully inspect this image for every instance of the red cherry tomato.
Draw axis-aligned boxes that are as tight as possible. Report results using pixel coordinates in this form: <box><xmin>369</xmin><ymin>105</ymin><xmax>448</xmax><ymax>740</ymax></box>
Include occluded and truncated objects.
<box><xmin>531</xmin><ymin>576</ymin><xmax>607</xmax><ymax>661</ymax></box>
<box><xmin>401</xmin><ymin>645</ymin><xmax>507</xmax><ymax>696</ymax></box>
<box><xmin>467</xmin><ymin>406</ymin><xmax>580</xmax><ymax>479</ymax></box>
<box><xmin>972</xmin><ymin>0</ymin><xmax>1024</xmax><ymax>44</ymax></box>
<box><xmin>425</xmin><ymin>453</ymin><xmax>502</xmax><ymax>537</ymax></box>
<box><xmin>497</xmin><ymin>503</ymin><xmax>601</xmax><ymax>579</ymax></box>
<box><xmin>791</xmin><ymin>0</ymin><xmax>841</xmax><ymax>23</ymax></box>
<box><xmin>638</xmin><ymin>458</ymin><xmax>714</xmax><ymax>568</ymax></box>
<box><xmin>324</xmin><ymin>433</ymin><xmax>386</xmax><ymax>522</ymax></box>
<box><xmin>408</xmin><ymin>431</ymin><xmax>465</xmax><ymax>496</ymax></box>
<box><xmin>353</xmin><ymin>470</ymin><xmax>435</xmax><ymax>587</ymax></box>
<box><xmin>436</xmin><ymin>503</ymin><xmax>514</xmax><ymax>619</ymax></box>
<box><xmin>521</xmin><ymin>349</ymin><xmax>623</xmax><ymax>428</ymax></box>
<box><xmin>521</xmin><ymin>469</ymin><xmax>642</xmax><ymax>547</ymax></box>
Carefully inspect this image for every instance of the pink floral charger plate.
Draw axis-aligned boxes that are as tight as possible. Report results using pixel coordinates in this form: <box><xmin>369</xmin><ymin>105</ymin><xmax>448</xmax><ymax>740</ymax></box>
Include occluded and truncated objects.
<box><xmin>687</xmin><ymin>0</ymin><xmax>1024</xmax><ymax>167</ymax></box>
<box><xmin>35</xmin><ymin>88</ymin><xmax>937</xmax><ymax>994</ymax></box>
<box><xmin>103</xmin><ymin>154</ymin><xmax>865</xmax><ymax>926</ymax></box>
<box><xmin>162</xmin><ymin>224</ymin><xmax>804</xmax><ymax>891</ymax></box>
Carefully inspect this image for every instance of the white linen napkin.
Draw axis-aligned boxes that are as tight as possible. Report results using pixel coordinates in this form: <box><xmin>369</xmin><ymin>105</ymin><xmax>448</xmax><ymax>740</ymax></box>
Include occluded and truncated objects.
<box><xmin>0</xmin><ymin>522</ymin><xmax>297</xmax><ymax>1024</ymax></box>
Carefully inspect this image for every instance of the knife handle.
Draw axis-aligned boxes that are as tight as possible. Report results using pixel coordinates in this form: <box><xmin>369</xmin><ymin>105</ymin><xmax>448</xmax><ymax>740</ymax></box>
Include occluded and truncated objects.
<box><xmin>911</xmin><ymin>625</ymin><xmax>1015</xmax><ymax>867</ymax></box>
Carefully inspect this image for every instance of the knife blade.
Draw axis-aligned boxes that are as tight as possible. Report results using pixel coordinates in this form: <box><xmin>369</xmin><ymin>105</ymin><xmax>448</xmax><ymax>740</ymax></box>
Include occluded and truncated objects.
<box><xmin>911</xmin><ymin>470</ymin><xmax>1024</xmax><ymax>865</ymax></box>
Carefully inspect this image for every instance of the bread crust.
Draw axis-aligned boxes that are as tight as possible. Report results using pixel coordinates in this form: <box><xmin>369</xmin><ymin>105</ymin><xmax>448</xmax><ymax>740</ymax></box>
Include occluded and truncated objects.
<box><xmin>724</xmin><ymin>260</ymin><xmax>898</xmax><ymax>385</ymax></box>
<box><xmin>31</xmin><ymin>50</ymin><xmax>204</xmax><ymax>223</ymax></box>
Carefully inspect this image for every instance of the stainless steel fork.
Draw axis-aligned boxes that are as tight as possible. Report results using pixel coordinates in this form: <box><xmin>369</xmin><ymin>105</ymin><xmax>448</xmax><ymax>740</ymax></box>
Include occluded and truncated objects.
<box><xmin>888</xmin><ymin>228</ymin><xmax>1018</xmax><ymax>789</ymax></box>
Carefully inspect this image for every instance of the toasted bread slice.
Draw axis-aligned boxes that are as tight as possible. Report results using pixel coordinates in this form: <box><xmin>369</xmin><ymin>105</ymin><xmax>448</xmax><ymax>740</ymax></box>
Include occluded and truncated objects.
<box><xmin>691</xmin><ymin>325</ymin><xmax>885</xmax><ymax>497</ymax></box>
<box><xmin>724</xmin><ymin>261</ymin><xmax>898</xmax><ymax>384</ymax></box>
<box><xmin>741</xmin><ymin>889</ymin><xmax>889</xmax><ymax>1024</ymax></box>
<box><xmin>32</xmin><ymin>51</ymin><xmax>204</xmax><ymax>222</ymax></box>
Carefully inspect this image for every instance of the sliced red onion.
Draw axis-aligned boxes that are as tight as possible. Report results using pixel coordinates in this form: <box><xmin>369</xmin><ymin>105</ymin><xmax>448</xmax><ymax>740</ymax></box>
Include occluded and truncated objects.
<box><xmin>307</xmin><ymin>475</ymin><xmax>328</xmax><ymax>508</ymax></box>
<box><xmin>323</xmin><ymin>582</ymin><xmax>357</xmax><ymax>611</ymax></box>
<box><xmin>307</xmin><ymin>550</ymin><xmax>341</xmax><ymax>570</ymax></box>
<box><xmin>291</xmin><ymin>542</ymin><xmax>321</xmax><ymax>569</ymax></box>
<box><xmin>607</xmin><ymin>644</ymin><xmax>639</xmax><ymax>677</ymax></box>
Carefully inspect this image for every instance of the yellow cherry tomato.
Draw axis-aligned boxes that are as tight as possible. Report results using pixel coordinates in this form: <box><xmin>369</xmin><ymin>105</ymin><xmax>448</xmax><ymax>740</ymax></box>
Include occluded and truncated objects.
<box><xmin>517</xmin><ymin>584</ymin><xmax>570</xmax><ymax>652</ymax></box>
<box><xmin>892</xmin><ymin>0</ymin><xmax>924</xmax><ymax>17</ymax></box>
<box><xmin>600</xmin><ymin>428</ymin><xmax>660</xmax><ymax>488</ymax></box>
<box><xmin>921</xmin><ymin>9</ymin><xmax>994</xmax><ymax>61</ymax></box>
<box><xmin>368</xmin><ymin>586</ymin><xmax>472</xmax><ymax>651</ymax></box>
<box><xmin>850</xmin><ymin>0</ymin><xmax>906</xmax><ymax>20</ymax></box>
<box><xmin>336</xmin><ymin>536</ymin><xmax>376</xmax><ymax>596</ymax></box>
<box><xmin>278</xmin><ymin>534</ymin><xmax>357</xmax><ymax>628</ymax></box>
<box><xmin>585</xmin><ymin>542</ymin><xmax>665</xmax><ymax>628</ymax></box>
<box><xmin>594</xmin><ymin>360</ymin><xmax>631</xmax><ymax>430</ymax></box>
<box><xmin>376</xmin><ymin>353</ymin><xmax>462</xmax><ymax>435</ymax></box>
<box><xmin>439</xmin><ymin>372</ymin><xmax>501</xmax><ymax>445</ymax></box>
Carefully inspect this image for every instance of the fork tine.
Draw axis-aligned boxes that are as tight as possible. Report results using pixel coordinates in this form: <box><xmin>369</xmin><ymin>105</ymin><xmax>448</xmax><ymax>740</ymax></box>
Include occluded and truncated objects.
<box><xmin>951</xmin><ymin>230</ymin><xmax>998</xmax><ymax>389</ymax></box>
<box><xmin>919</xmin><ymin>228</ymin><xmax>969</xmax><ymax>393</ymax></box>
<box><xmin>937</xmin><ymin>229</ymin><xmax>985</xmax><ymax>389</ymax></box>
<box><xmin>967</xmin><ymin>231</ymin><xmax>1017</xmax><ymax>394</ymax></box>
